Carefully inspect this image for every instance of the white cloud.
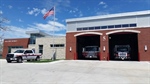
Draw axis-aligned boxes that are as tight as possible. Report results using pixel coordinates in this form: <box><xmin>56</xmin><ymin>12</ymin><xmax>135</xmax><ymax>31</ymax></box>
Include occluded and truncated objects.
<box><xmin>41</xmin><ymin>8</ymin><xmax>47</xmax><ymax>15</ymax></box>
<box><xmin>35</xmin><ymin>12</ymin><xmax>40</xmax><ymax>16</ymax></box>
<box><xmin>69</xmin><ymin>10</ymin><xmax>76</xmax><ymax>13</ymax></box>
<box><xmin>27</xmin><ymin>8</ymin><xmax>41</xmax><ymax>16</ymax></box>
<box><xmin>18</xmin><ymin>19</ymin><xmax>23</xmax><ymax>22</ymax></box>
<box><xmin>2</xmin><ymin>20</ymin><xmax>66</xmax><ymax>38</ymax></box>
<box><xmin>99</xmin><ymin>1</ymin><xmax>108</xmax><ymax>8</ymax></box>
<box><xmin>29</xmin><ymin>21</ymin><xmax>66</xmax><ymax>32</ymax></box>
<box><xmin>0</xmin><ymin>10</ymin><xmax>3</xmax><ymax>14</ymax></box>
<box><xmin>1</xmin><ymin>26</ymin><xmax>29</xmax><ymax>39</ymax></box>
<box><xmin>42</xmin><ymin>0</ymin><xmax>70</xmax><ymax>12</ymax></box>
<box><xmin>99</xmin><ymin>1</ymin><xmax>106</xmax><ymax>5</ymax></box>
<box><xmin>79</xmin><ymin>13</ymin><xmax>83</xmax><ymax>17</ymax></box>
<box><xmin>103</xmin><ymin>5</ymin><xmax>108</xmax><ymax>8</ymax></box>
<box><xmin>75</xmin><ymin>8</ymin><xmax>78</xmax><ymax>11</ymax></box>
<box><xmin>79</xmin><ymin>11</ymin><xmax>83</xmax><ymax>17</ymax></box>
<box><xmin>27</xmin><ymin>7</ymin><xmax>30</xmax><ymax>10</ymax></box>
<box><xmin>55</xmin><ymin>33</ymin><xmax>66</xmax><ymax>36</ymax></box>
<box><xmin>28</xmin><ymin>10</ymin><xmax>34</xmax><ymax>15</ymax></box>
<box><xmin>28</xmin><ymin>8</ymin><xmax>50</xmax><ymax>17</ymax></box>
<box><xmin>33</xmin><ymin>8</ymin><xmax>39</xmax><ymax>12</ymax></box>
<box><xmin>69</xmin><ymin>8</ymin><xmax>83</xmax><ymax>17</ymax></box>
<box><xmin>26</xmin><ymin>20</ymin><xmax>66</xmax><ymax>36</ymax></box>
<box><xmin>8</xmin><ymin>5</ymin><xmax>12</xmax><ymax>9</ymax></box>
<box><xmin>27</xmin><ymin>0</ymin><xmax>71</xmax><ymax>17</ymax></box>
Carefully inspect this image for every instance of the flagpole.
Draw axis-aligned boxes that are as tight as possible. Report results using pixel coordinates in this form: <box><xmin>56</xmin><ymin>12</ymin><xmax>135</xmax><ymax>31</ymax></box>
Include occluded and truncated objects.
<box><xmin>52</xmin><ymin>6</ymin><xmax>56</xmax><ymax>60</ymax></box>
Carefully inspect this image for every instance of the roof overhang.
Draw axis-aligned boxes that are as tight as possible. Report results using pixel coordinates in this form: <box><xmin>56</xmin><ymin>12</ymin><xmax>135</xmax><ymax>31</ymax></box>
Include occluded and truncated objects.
<box><xmin>66</xmin><ymin>10</ymin><xmax>150</xmax><ymax>23</ymax></box>
<box><xmin>26</xmin><ymin>30</ymin><xmax>50</xmax><ymax>36</ymax></box>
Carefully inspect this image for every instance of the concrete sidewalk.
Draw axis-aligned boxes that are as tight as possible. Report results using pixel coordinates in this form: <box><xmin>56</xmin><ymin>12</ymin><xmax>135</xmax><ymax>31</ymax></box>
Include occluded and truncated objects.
<box><xmin>0</xmin><ymin>59</ymin><xmax>150</xmax><ymax>84</ymax></box>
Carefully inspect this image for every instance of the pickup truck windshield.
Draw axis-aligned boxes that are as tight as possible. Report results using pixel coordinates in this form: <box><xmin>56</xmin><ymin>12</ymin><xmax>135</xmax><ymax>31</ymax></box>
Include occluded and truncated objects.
<box><xmin>14</xmin><ymin>50</ymin><xmax>24</xmax><ymax>53</ymax></box>
<box><xmin>85</xmin><ymin>47</ymin><xmax>99</xmax><ymax>51</ymax></box>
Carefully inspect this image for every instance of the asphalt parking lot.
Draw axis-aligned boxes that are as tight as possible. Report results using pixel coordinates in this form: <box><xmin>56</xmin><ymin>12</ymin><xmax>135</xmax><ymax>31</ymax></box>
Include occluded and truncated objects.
<box><xmin>0</xmin><ymin>59</ymin><xmax>150</xmax><ymax>84</ymax></box>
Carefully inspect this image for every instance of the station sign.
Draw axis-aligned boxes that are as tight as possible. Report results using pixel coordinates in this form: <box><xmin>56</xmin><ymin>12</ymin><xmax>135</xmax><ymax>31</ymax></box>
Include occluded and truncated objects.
<box><xmin>4</xmin><ymin>40</ymin><xmax>17</xmax><ymax>43</ymax></box>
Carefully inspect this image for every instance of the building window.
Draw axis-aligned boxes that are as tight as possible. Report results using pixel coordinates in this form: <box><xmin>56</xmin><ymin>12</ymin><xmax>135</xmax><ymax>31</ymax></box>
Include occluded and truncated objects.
<box><xmin>95</xmin><ymin>26</ymin><xmax>100</xmax><ymax>30</ymax></box>
<box><xmin>29</xmin><ymin>34</ymin><xmax>45</xmax><ymax>44</ymax></box>
<box><xmin>8</xmin><ymin>47</ymin><xmax>11</xmax><ymax>53</ymax></box>
<box><xmin>108</xmin><ymin>25</ymin><xmax>115</xmax><ymax>28</ymax></box>
<box><xmin>130</xmin><ymin>23</ymin><xmax>137</xmax><ymax>27</ymax></box>
<box><xmin>77</xmin><ymin>28</ymin><xmax>82</xmax><ymax>31</ymax></box>
<box><xmin>89</xmin><ymin>27</ymin><xmax>94</xmax><ymax>30</ymax></box>
<box><xmin>39</xmin><ymin>45</ymin><xmax>43</xmax><ymax>54</ymax></box>
<box><xmin>29</xmin><ymin>35</ymin><xmax>36</xmax><ymax>44</ymax></box>
<box><xmin>115</xmin><ymin>25</ymin><xmax>121</xmax><ymax>28</ymax></box>
<box><xmin>101</xmin><ymin>26</ymin><xmax>107</xmax><ymax>29</ymax></box>
<box><xmin>50</xmin><ymin>44</ymin><xmax>65</xmax><ymax>47</ymax></box>
<box><xmin>122</xmin><ymin>24</ymin><xmax>129</xmax><ymax>28</ymax></box>
<box><xmin>83</xmin><ymin>27</ymin><xmax>88</xmax><ymax>30</ymax></box>
<box><xmin>76</xmin><ymin>23</ymin><xmax>137</xmax><ymax>31</ymax></box>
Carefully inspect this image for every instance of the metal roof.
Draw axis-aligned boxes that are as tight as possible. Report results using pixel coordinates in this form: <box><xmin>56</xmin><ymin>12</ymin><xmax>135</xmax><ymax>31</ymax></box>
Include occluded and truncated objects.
<box><xmin>26</xmin><ymin>30</ymin><xmax>50</xmax><ymax>36</ymax></box>
<box><xmin>66</xmin><ymin>10</ymin><xmax>150</xmax><ymax>22</ymax></box>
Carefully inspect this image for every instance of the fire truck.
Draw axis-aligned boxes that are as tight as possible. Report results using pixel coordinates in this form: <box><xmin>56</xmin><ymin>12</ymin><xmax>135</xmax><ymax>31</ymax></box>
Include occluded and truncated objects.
<box><xmin>114</xmin><ymin>45</ymin><xmax>131</xmax><ymax>60</ymax></box>
<box><xmin>82</xmin><ymin>46</ymin><xmax>100</xmax><ymax>58</ymax></box>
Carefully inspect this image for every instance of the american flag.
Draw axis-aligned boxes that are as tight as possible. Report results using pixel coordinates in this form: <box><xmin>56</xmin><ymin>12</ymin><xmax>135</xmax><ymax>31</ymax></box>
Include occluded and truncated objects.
<box><xmin>43</xmin><ymin>7</ymin><xmax>54</xmax><ymax>19</ymax></box>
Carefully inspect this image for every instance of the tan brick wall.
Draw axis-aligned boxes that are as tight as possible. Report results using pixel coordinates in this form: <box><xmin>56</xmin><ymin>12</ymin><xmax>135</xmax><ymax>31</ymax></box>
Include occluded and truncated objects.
<box><xmin>29</xmin><ymin>36</ymin><xmax>66</xmax><ymax>59</ymax></box>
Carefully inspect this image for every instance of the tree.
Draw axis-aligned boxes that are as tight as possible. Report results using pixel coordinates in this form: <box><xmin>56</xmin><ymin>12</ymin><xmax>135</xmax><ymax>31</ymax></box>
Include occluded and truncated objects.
<box><xmin>0</xmin><ymin>13</ymin><xmax>9</xmax><ymax>52</ymax></box>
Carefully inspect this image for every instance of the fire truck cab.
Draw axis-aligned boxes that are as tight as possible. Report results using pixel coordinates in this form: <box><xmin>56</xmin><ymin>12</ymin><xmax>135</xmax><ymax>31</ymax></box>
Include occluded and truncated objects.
<box><xmin>82</xmin><ymin>46</ymin><xmax>100</xmax><ymax>59</ymax></box>
<box><xmin>114</xmin><ymin>45</ymin><xmax>131</xmax><ymax>60</ymax></box>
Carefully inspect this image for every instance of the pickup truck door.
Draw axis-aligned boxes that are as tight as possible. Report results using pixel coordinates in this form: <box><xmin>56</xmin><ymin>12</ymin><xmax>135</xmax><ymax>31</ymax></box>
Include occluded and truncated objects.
<box><xmin>24</xmin><ymin>50</ymin><xmax>35</xmax><ymax>59</ymax></box>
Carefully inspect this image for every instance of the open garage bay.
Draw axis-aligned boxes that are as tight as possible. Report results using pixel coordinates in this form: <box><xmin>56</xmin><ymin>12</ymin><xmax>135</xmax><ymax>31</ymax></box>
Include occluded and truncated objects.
<box><xmin>0</xmin><ymin>59</ymin><xmax>149</xmax><ymax>84</ymax></box>
<box><xmin>77</xmin><ymin>35</ymin><xmax>100</xmax><ymax>60</ymax></box>
<box><xmin>109</xmin><ymin>33</ymin><xmax>139</xmax><ymax>61</ymax></box>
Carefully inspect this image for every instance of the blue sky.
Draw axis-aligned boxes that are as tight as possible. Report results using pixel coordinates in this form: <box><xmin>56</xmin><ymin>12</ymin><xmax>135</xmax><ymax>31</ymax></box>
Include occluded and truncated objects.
<box><xmin>0</xmin><ymin>0</ymin><xmax>150</xmax><ymax>38</ymax></box>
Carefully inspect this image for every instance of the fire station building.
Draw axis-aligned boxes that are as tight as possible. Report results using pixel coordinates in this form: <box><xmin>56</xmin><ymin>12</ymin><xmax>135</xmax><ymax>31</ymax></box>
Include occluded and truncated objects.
<box><xmin>2</xmin><ymin>30</ymin><xmax>66</xmax><ymax>59</ymax></box>
<box><xmin>66</xmin><ymin>10</ymin><xmax>150</xmax><ymax>61</ymax></box>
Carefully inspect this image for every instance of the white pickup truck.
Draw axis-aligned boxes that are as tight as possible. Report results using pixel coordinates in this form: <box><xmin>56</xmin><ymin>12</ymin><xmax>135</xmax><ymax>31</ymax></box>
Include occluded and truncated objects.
<box><xmin>6</xmin><ymin>49</ymin><xmax>42</xmax><ymax>63</ymax></box>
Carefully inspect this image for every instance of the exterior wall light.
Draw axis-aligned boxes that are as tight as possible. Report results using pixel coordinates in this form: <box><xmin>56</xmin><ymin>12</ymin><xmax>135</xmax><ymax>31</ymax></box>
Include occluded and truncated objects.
<box><xmin>144</xmin><ymin>45</ymin><xmax>147</xmax><ymax>51</ymax></box>
<box><xmin>70</xmin><ymin>47</ymin><xmax>72</xmax><ymax>52</ymax></box>
<box><xmin>103</xmin><ymin>46</ymin><xmax>106</xmax><ymax>52</ymax></box>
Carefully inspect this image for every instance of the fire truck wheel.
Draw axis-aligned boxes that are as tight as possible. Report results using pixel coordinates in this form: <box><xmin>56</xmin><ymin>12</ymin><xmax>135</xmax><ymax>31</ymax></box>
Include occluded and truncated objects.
<box><xmin>17</xmin><ymin>57</ymin><xmax>23</xmax><ymax>63</ymax></box>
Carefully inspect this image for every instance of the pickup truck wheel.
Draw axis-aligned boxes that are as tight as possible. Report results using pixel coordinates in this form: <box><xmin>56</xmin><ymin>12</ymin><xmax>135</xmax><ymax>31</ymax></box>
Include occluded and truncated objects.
<box><xmin>27</xmin><ymin>60</ymin><xmax>31</xmax><ymax>62</ymax></box>
<box><xmin>35</xmin><ymin>56</ymin><xmax>40</xmax><ymax>61</ymax></box>
<box><xmin>17</xmin><ymin>57</ymin><xmax>23</xmax><ymax>63</ymax></box>
<box><xmin>7</xmin><ymin>60</ymin><xmax>11</xmax><ymax>63</ymax></box>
